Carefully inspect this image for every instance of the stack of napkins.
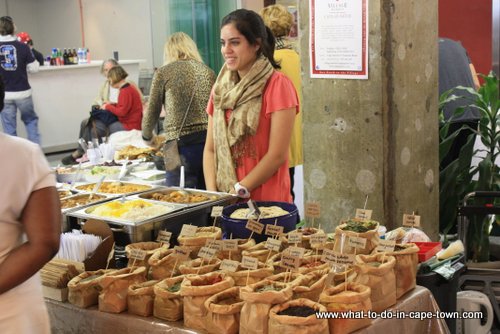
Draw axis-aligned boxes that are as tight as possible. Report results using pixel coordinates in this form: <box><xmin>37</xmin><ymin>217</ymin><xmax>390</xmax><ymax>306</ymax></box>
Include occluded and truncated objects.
<box><xmin>56</xmin><ymin>230</ymin><xmax>102</xmax><ymax>262</ymax></box>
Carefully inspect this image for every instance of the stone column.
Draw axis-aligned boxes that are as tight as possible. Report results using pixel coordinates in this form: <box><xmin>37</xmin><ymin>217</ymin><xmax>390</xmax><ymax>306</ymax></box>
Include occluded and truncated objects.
<box><xmin>298</xmin><ymin>0</ymin><xmax>439</xmax><ymax>239</ymax></box>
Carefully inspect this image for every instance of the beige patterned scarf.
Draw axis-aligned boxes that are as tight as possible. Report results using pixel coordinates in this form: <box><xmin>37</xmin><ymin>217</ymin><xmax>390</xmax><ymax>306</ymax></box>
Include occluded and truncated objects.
<box><xmin>212</xmin><ymin>56</ymin><xmax>274</xmax><ymax>192</ymax></box>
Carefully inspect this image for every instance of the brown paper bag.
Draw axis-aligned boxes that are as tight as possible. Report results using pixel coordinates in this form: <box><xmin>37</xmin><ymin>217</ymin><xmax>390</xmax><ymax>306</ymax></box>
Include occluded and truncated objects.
<box><xmin>283</xmin><ymin>228</ymin><xmax>323</xmax><ymax>249</ymax></box>
<box><xmin>242</xmin><ymin>241</ymin><xmax>280</xmax><ymax>263</ymax></box>
<box><xmin>179</xmin><ymin>257</ymin><xmax>221</xmax><ymax>275</ymax></box>
<box><xmin>148</xmin><ymin>248</ymin><xmax>185</xmax><ymax>279</ymax></box>
<box><xmin>293</xmin><ymin>269</ymin><xmax>329</xmax><ymax>300</ymax></box>
<box><xmin>353</xmin><ymin>253</ymin><xmax>396</xmax><ymax>312</ymax></box>
<box><xmin>297</xmin><ymin>255</ymin><xmax>330</xmax><ymax>274</ymax></box>
<box><xmin>127</xmin><ymin>279</ymin><xmax>159</xmax><ymax>317</ymax></box>
<box><xmin>204</xmin><ymin>286</ymin><xmax>244</xmax><ymax>334</ymax></box>
<box><xmin>218</xmin><ymin>238</ymin><xmax>256</xmax><ymax>262</ymax></box>
<box><xmin>333</xmin><ymin>219</ymin><xmax>379</xmax><ymax>255</ymax></box>
<box><xmin>239</xmin><ymin>279</ymin><xmax>293</xmax><ymax>334</ymax></box>
<box><xmin>68</xmin><ymin>269</ymin><xmax>116</xmax><ymax>308</ymax></box>
<box><xmin>269</xmin><ymin>298</ymin><xmax>329</xmax><ymax>334</ymax></box>
<box><xmin>178</xmin><ymin>226</ymin><xmax>222</xmax><ymax>258</ymax></box>
<box><xmin>98</xmin><ymin>266</ymin><xmax>147</xmax><ymax>313</ymax></box>
<box><xmin>153</xmin><ymin>275</ymin><xmax>185</xmax><ymax>321</ymax></box>
<box><xmin>126</xmin><ymin>242</ymin><xmax>167</xmax><ymax>270</ymax></box>
<box><xmin>267</xmin><ymin>272</ymin><xmax>308</xmax><ymax>287</ymax></box>
<box><xmin>180</xmin><ymin>272</ymin><xmax>234</xmax><ymax>330</ymax></box>
<box><xmin>227</xmin><ymin>261</ymin><xmax>274</xmax><ymax>286</ymax></box>
<box><xmin>319</xmin><ymin>282</ymin><xmax>372</xmax><ymax>334</ymax></box>
<box><xmin>386</xmin><ymin>243</ymin><xmax>419</xmax><ymax>298</ymax></box>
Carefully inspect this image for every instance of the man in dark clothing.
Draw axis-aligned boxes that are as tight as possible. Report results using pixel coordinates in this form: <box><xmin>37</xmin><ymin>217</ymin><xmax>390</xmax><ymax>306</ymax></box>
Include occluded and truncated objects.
<box><xmin>438</xmin><ymin>38</ymin><xmax>480</xmax><ymax>170</ymax></box>
<box><xmin>17</xmin><ymin>32</ymin><xmax>44</xmax><ymax>66</ymax></box>
<box><xmin>0</xmin><ymin>16</ymin><xmax>40</xmax><ymax>144</ymax></box>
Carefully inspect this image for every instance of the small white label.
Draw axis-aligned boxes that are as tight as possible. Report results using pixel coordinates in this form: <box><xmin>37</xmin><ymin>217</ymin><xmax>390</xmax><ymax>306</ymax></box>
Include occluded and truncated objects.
<box><xmin>211</xmin><ymin>206</ymin><xmax>224</xmax><ymax>217</ymax></box>
<box><xmin>355</xmin><ymin>209</ymin><xmax>373</xmax><ymax>220</ymax></box>
<box><xmin>180</xmin><ymin>224</ymin><xmax>198</xmax><ymax>237</ymax></box>
<box><xmin>376</xmin><ymin>239</ymin><xmax>396</xmax><ymax>252</ymax></box>
<box><xmin>287</xmin><ymin>232</ymin><xmax>303</xmax><ymax>244</ymax></box>
<box><xmin>284</xmin><ymin>246</ymin><xmax>305</xmax><ymax>258</ymax></box>
<box><xmin>198</xmin><ymin>246</ymin><xmax>217</xmax><ymax>259</ymax></box>
<box><xmin>305</xmin><ymin>202</ymin><xmax>321</xmax><ymax>218</ymax></box>
<box><xmin>205</xmin><ymin>239</ymin><xmax>223</xmax><ymax>252</ymax></box>
<box><xmin>265</xmin><ymin>224</ymin><xmax>284</xmax><ymax>236</ymax></box>
<box><xmin>172</xmin><ymin>246</ymin><xmax>190</xmax><ymax>260</ymax></box>
<box><xmin>222</xmin><ymin>239</ymin><xmax>239</xmax><ymax>251</ymax></box>
<box><xmin>348</xmin><ymin>236</ymin><xmax>367</xmax><ymax>249</ymax></box>
<box><xmin>321</xmin><ymin>249</ymin><xmax>354</xmax><ymax>266</ymax></box>
<box><xmin>265</xmin><ymin>237</ymin><xmax>282</xmax><ymax>252</ymax></box>
<box><xmin>402</xmin><ymin>214</ymin><xmax>421</xmax><ymax>228</ymax></box>
<box><xmin>129</xmin><ymin>248</ymin><xmax>147</xmax><ymax>261</ymax></box>
<box><xmin>280</xmin><ymin>253</ymin><xmax>300</xmax><ymax>270</ymax></box>
<box><xmin>310</xmin><ymin>232</ymin><xmax>327</xmax><ymax>245</ymax></box>
<box><xmin>246</xmin><ymin>219</ymin><xmax>265</xmax><ymax>234</ymax></box>
<box><xmin>220</xmin><ymin>259</ymin><xmax>240</xmax><ymax>272</ymax></box>
<box><xmin>241</xmin><ymin>256</ymin><xmax>259</xmax><ymax>270</ymax></box>
<box><xmin>156</xmin><ymin>230</ymin><xmax>172</xmax><ymax>244</ymax></box>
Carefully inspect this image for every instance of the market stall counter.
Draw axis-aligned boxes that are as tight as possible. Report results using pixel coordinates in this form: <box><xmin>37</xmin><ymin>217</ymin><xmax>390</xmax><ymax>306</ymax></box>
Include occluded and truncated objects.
<box><xmin>45</xmin><ymin>285</ymin><xmax>449</xmax><ymax>334</ymax></box>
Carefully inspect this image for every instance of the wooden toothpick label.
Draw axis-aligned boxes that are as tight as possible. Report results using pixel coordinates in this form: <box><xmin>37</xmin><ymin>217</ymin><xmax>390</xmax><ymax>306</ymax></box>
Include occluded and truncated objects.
<box><xmin>305</xmin><ymin>202</ymin><xmax>321</xmax><ymax>218</ymax></box>
<box><xmin>180</xmin><ymin>224</ymin><xmax>197</xmax><ymax>237</ymax></box>
<box><xmin>246</xmin><ymin>219</ymin><xmax>265</xmax><ymax>234</ymax></box>
<box><xmin>310</xmin><ymin>231</ymin><xmax>327</xmax><ymax>245</ymax></box>
<box><xmin>211</xmin><ymin>206</ymin><xmax>224</xmax><ymax>217</ymax></box>
<box><xmin>223</xmin><ymin>239</ymin><xmax>239</xmax><ymax>251</ymax></box>
<box><xmin>265</xmin><ymin>224</ymin><xmax>284</xmax><ymax>236</ymax></box>
<box><xmin>129</xmin><ymin>248</ymin><xmax>147</xmax><ymax>261</ymax></box>
<box><xmin>287</xmin><ymin>231</ymin><xmax>303</xmax><ymax>244</ymax></box>
<box><xmin>284</xmin><ymin>246</ymin><xmax>306</xmax><ymax>258</ymax></box>
<box><xmin>265</xmin><ymin>237</ymin><xmax>282</xmax><ymax>252</ymax></box>
<box><xmin>205</xmin><ymin>239</ymin><xmax>223</xmax><ymax>252</ymax></box>
<box><xmin>348</xmin><ymin>236</ymin><xmax>367</xmax><ymax>249</ymax></box>
<box><xmin>156</xmin><ymin>230</ymin><xmax>172</xmax><ymax>244</ymax></box>
<box><xmin>198</xmin><ymin>246</ymin><xmax>217</xmax><ymax>260</ymax></box>
<box><xmin>376</xmin><ymin>239</ymin><xmax>396</xmax><ymax>252</ymax></box>
<box><xmin>321</xmin><ymin>249</ymin><xmax>336</xmax><ymax>264</ymax></box>
<box><xmin>402</xmin><ymin>213</ymin><xmax>421</xmax><ymax>228</ymax></box>
<box><xmin>220</xmin><ymin>259</ymin><xmax>240</xmax><ymax>272</ymax></box>
<box><xmin>280</xmin><ymin>253</ymin><xmax>300</xmax><ymax>271</ymax></box>
<box><xmin>172</xmin><ymin>246</ymin><xmax>190</xmax><ymax>260</ymax></box>
<box><xmin>355</xmin><ymin>208</ymin><xmax>373</xmax><ymax>220</ymax></box>
<box><xmin>241</xmin><ymin>256</ymin><xmax>259</xmax><ymax>270</ymax></box>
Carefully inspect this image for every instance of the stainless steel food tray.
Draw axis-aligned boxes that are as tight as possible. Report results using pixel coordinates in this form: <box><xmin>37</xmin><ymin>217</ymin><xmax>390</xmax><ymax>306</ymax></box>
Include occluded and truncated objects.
<box><xmin>60</xmin><ymin>193</ymin><xmax>115</xmax><ymax>215</ymax></box>
<box><xmin>134</xmin><ymin>186</ymin><xmax>229</xmax><ymax>208</ymax></box>
<box><xmin>72</xmin><ymin>181</ymin><xmax>157</xmax><ymax>197</ymax></box>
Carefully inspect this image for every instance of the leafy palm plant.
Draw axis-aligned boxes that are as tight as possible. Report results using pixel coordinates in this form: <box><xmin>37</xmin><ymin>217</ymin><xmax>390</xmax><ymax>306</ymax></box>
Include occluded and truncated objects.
<box><xmin>439</xmin><ymin>71</ymin><xmax>500</xmax><ymax>262</ymax></box>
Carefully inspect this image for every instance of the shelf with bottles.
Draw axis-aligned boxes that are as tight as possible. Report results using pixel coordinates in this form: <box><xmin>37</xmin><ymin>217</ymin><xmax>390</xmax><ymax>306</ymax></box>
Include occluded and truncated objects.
<box><xmin>47</xmin><ymin>47</ymin><xmax>91</xmax><ymax>66</ymax></box>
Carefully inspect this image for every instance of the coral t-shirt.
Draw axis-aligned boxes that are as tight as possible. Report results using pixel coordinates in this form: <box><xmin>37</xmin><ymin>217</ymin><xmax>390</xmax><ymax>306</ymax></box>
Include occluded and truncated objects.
<box><xmin>207</xmin><ymin>71</ymin><xmax>299</xmax><ymax>202</ymax></box>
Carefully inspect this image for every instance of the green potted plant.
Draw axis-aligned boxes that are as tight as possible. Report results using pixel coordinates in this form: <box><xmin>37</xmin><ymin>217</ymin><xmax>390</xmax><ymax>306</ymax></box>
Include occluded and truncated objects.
<box><xmin>439</xmin><ymin>71</ymin><xmax>499</xmax><ymax>262</ymax></box>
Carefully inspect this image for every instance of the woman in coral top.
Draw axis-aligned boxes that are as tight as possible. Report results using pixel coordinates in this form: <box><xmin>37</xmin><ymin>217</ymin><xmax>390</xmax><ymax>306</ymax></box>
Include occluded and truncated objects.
<box><xmin>203</xmin><ymin>9</ymin><xmax>299</xmax><ymax>203</ymax></box>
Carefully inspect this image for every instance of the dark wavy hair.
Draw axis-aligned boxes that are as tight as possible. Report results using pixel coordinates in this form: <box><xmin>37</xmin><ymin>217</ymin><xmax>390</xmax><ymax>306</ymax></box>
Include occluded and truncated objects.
<box><xmin>221</xmin><ymin>9</ymin><xmax>280</xmax><ymax>69</ymax></box>
<box><xmin>0</xmin><ymin>16</ymin><xmax>14</xmax><ymax>36</ymax></box>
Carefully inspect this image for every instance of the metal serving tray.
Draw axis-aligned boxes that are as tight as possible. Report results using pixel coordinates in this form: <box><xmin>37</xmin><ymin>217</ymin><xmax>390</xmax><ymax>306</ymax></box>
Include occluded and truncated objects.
<box><xmin>60</xmin><ymin>193</ymin><xmax>114</xmax><ymax>215</ymax></box>
<box><xmin>135</xmin><ymin>187</ymin><xmax>229</xmax><ymax>208</ymax></box>
<box><xmin>72</xmin><ymin>181</ymin><xmax>156</xmax><ymax>197</ymax></box>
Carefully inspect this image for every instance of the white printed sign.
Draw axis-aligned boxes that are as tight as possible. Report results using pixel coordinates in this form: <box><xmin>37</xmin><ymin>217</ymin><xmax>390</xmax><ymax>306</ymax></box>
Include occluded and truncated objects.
<box><xmin>156</xmin><ymin>230</ymin><xmax>172</xmax><ymax>244</ymax></box>
<box><xmin>376</xmin><ymin>239</ymin><xmax>396</xmax><ymax>253</ymax></box>
<box><xmin>348</xmin><ymin>236</ymin><xmax>367</xmax><ymax>249</ymax></box>
<box><xmin>220</xmin><ymin>259</ymin><xmax>240</xmax><ymax>272</ymax></box>
<box><xmin>355</xmin><ymin>209</ymin><xmax>373</xmax><ymax>220</ymax></box>
<box><xmin>241</xmin><ymin>256</ymin><xmax>259</xmax><ymax>270</ymax></box>
<box><xmin>287</xmin><ymin>232</ymin><xmax>303</xmax><ymax>244</ymax></box>
<box><xmin>180</xmin><ymin>224</ymin><xmax>197</xmax><ymax>237</ymax></box>
<box><xmin>211</xmin><ymin>206</ymin><xmax>224</xmax><ymax>217</ymax></box>
<box><xmin>265</xmin><ymin>237</ymin><xmax>282</xmax><ymax>252</ymax></box>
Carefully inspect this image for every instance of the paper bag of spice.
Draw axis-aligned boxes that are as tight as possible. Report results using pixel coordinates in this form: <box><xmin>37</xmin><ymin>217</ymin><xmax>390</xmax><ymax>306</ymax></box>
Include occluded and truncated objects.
<box><xmin>148</xmin><ymin>248</ymin><xmax>185</xmax><ymax>279</ymax></box>
<box><xmin>218</xmin><ymin>238</ymin><xmax>256</xmax><ymax>262</ymax></box>
<box><xmin>385</xmin><ymin>243</ymin><xmax>419</xmax><ymax>298</ymax></box>
<box><xmin>178</xmin><ymin>226</ymin><xmax>222</xmax><ymax>258</ymax></box>
<box><xmin>179</xmin><ymin>257</ymin><xmax>221</xmax><ymax>275</ymax></box>
<box><xmin>127</xmin><ymin>279</ymin><xmax>159</xmax><ymax>316</ymax></box>
<box><xmin>153</xmin><ymin>275</ymin><xmax>185</xmax><ymax>321</ymax></box>
<box><xmin>269</xmin><ymin>298</ymin><xmax>329</xmax><ymax>334</ymax></box>
<box><xmin>204</xmin><ymin>286</ymin><xmax>244</xmax><ymax>334</ymax></box>
<box><xmin>293</xmin><ymin>269</ymin><xmax>329</xmax><ymax>300</ymax></box>
<box><xmin>333</xmin><ymin>219</ymin><xmax>379</xmax><ymax>255</ymax></box>
<box><xmin>125</xmin><ymin>241</ymin><xmax>167</xmax><ymax>270</ymax></box>
<box><xmin>98</xmin><ymin>266</ymin><xmax>147</xmax><ymax>313</ymax></box>
<box><xmin>68</xmin><ymin>269</ymin><xmax>116</xmax><ymax>308</ymax></box>
<box><xmin>226</xmin><ymin>261</ymin><xmax>274</xmax><ymax>286</ymax></box>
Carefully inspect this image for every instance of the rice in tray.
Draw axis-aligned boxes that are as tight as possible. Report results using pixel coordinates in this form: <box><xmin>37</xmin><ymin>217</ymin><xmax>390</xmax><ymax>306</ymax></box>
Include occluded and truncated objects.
<box><xmin>88</xmin><ymin>199</ymin><xmax>174</xmax><ymax>222</ymax></box>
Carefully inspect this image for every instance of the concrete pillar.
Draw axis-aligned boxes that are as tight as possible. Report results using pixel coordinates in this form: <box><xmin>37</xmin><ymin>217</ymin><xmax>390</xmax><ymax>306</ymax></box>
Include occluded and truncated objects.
<box><xmin>299</xmin><ymin>0</ymin><xmax>439</xmax><ymax>239</ymax></box>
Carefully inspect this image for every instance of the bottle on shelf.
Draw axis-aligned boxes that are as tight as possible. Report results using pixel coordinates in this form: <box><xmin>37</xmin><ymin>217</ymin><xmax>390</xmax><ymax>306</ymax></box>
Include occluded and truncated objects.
<box><xmin>86</xmin><ymin>48</ymin><xmax>91</xmax><ymax>63</ymax></box>
<box><xmin>63</xmin><ymin>48</ymin><xmax>68</xmax><ymax>65</ymax></box>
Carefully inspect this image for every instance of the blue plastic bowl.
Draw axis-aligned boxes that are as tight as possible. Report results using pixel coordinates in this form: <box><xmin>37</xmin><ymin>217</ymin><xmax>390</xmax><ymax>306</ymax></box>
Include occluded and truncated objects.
<box><xmin>221</xmin><ymin>201</ymin><xmax>298</xmax><ymax>243</ymax></box>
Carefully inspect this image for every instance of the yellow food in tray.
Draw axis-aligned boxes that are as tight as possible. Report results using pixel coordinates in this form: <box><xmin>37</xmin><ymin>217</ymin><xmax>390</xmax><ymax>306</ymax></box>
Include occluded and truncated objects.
<box><xmin>150</xmin><ymin>191</ymin><xmax>216</xmax><ymax>204</ymax></box>
<box><xmin>58</xmin><ymin>190</ymin><xmax>72</xmax><ymax>199</ymax></box>
<box><xmin>75</xmin><ymin>182</ymin><xmax>151</xmax><ymax>194</ymax></box>
<box><xmin>87</xmin><ymin>199</ymin><xmax>174</xmax><ymax>222</ymax></box>
<box><xmin>60</xmin><ymin>194</ymin><xmax>106</xmax><ymax>210</ymax></box>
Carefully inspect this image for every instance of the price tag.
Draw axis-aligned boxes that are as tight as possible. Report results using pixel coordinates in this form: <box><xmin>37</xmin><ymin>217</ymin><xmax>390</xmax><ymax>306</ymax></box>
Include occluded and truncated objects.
<box><xmin>241</xmin><ymin>256</ymin><xmax>259</xmax><ymax>270</ymax></box>
<box><xmin>305</xmin><ymin>202</ymin><xmax>321</xmax><ymax>218</ymax></box>
<box><xmin>223</xmin><ymin>239</ymin><xmax>239</xmax><ymax>251</ymax></box>
<box><xmin>402</xmin><ymin>214</ymin><xmax>421</xmax><ymax>228</ymax></box>
<box><xmin>265</xmin><ymin>237</ymin><xmax>282</xmax><ymax>252</ymax></box>
<box><xmin>376</xmin><ymin>239</ymin><xmax>396</xmax><ymax>252</ymax></box>
<box><xmin>220</xmin><ymin>259</ymin><xmax>240</xmax><ymax>272</ymax></box>
<box><xmin>156</xmin><ymin>230</ymin><xmax>172</xmax><ymax>244</ymax></box>
<box><xmin>355</xmin><ymin>209</ymin><xmax>373</xmax><ymax>220</ymax></box>
<box><xmin>348</xmin><ymin>236</ymin><xmax>367</xmax><ymax>249</ymax></box>
<box><xmin>287</xmin><ymin>231</ymin><xmax>303</xmax><ymax>244</ymax></box>
<box><xmin>198</xmin><ymin>246</ymin><xmax>217</xmax><ymax>259</ymax></box>
<box><xmin>205</xmin><ymin>239</ymin><xmax>223</xmax><ymax>252</ymax></box>
<box><xmin>310</xmin><ymin>232</ymin><xmax>327</xmax><ymax>245</ymax></box>
<box><xmin>284</xmin><ymin>246</ymin><xmax>305</xmax><ymax>258</ymax></box>
<box><xmin>321</xmin><ymin>249</ymin><xmax>337</xmax><ymax>264</ymax></box>
<box><xmin>129</xmin><ymin>248</ymin><xmax>147</xmax><ymax>261</ymax></box>
<box><xmin>265</xmin><ymin>224</ymin><xmax>284</xmax><ymax>236</ymax></box>
<box><xmin>172</xmin><ymin>246</ymin><xmax>190</xmax><ymax>260</ymax></box>
<box><xmin>180</xmin><ymin>224</ymin><xmax>197</xmax><ymax>237</ymax></box>
<box><xmin>211</xmin><ymin>206</ymin><xmax>224</xmax><ymax>217</ymax></box>
<box><xmin>246</xmin><ymin>219</ymin><xmax>265</xmax><ymax>234</ymax></box>
<box><xmin>321</xmin><ymin>249</ymin><xmax>354</xmax><ymax>266</ymax></box>
<box><xmin>280</xmin><ymin>253</ymin><xmax>300</xmax><ymax>271</ymax></box>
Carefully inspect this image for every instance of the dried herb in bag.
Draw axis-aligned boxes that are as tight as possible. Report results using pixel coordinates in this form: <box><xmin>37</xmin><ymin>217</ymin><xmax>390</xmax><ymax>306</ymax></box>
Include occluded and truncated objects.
<box><xmin>269</xmin><ymin>298</ymin><xmax>329</xmax><ymax>334</ymax></box>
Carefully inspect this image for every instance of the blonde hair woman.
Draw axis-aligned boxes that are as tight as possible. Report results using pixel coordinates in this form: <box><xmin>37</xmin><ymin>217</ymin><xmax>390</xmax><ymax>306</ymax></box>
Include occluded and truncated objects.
<box><xmin>142</xmin><ymin>32</ymin><xmax>216</xmax><ymax>189</ymax></box>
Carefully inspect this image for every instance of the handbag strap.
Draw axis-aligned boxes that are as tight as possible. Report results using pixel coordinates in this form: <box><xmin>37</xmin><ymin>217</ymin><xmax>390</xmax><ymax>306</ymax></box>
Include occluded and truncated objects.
<box><xmin>176</xmin><ymin>84</ymin><xmax>196</xmax><ymax>140</ymax></box>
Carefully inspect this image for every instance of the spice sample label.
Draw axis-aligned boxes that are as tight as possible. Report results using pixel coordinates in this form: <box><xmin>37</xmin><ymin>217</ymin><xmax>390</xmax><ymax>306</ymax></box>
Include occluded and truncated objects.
<box><xmin>180</xmin><ymin>224</ymin><xmax>198</xmax><ymax>237</ymax></box>
<box><xmin>211</xmin><ymin>206</ymin><xmax>224</xmax><ymax>217</ymax></box>
<box><xmin>402</xmin><ymin>213</ymin><xmax>421</xmax><ymax>228</ymax></box>
<box><xmin>205</xmin><ymin>239</ymin><xmax>223</xmax><ymax>252</ymax></box>
<box><xmin>265</xmin><ymin>237</ymin><xmax>282</xmax><ymax>252</ymax></box>
<box><xmin>172</xmin><ymin>246</ymin><xmax>190</xmax><ymax>260</ymax></box>
<box><xmin>305</xmin><ymin>202</ymin><xmax>321</xmax><ymax>218</ymax></box>
<box><xmin>198</xmin><ymin>246</ymin><xmax>217</xmax><ymax>259</ymax></box>
<box><xmin>156</xmin><ymin>230</ymin><xmax>172</xmax><ymax>244</ymax></box>
<box><xmin>241</xmin><ymin>256</ymin><xmax>259</xmax><ymax>270</ymax></box>
<box><xmin>265</xmin><ymin>224</ymin><xmax>284</xmax><ymax>236</ymax></box>
<box><xmin>223</xmin><ymin>239</ymin><xmax>239</xmax><ymax>251</ymax></box>
<box><xmin>321</xmin><ymin>249</ymin><xmax>354</xmax><ymax>266</ymax></box>
<box><xmin>376</xmin><ymin>239</ymin><xmax>396</xmax><ymax>252</ymax></box>
<box><xmin>246</xmin><ymin>219</ymin><xmax>265</xmax><ymax>234</ymax></box>
<box><xmin>287</xmin><ymin>232</ymin><xmax>303</xmax><ymax>244</ymax></box>
<box><xmin>280</xmin><ymin>253</ymin><xmax>300</xmax><ymax>270</ymax></box>
<box><xmin>220</xmin><ymin>259</ymin><xmax>240</xmax><ymax>272</ymax></box>
<box><xmin>355</xmin><ymin>209</ymin><xmax>373</xmax><ymax>220</ymax></box>
<box><xmin>310</xmin><ymin>232</ymin><xmax>327</xmax><ymax>245</ymax></box>
<box><xmin>284</xmin><ymin>246</ymin><xmax>306</xmax><ymax>258</ymax></box>
<box><xmin>129</xmin><ymin>248</ymin><xmax>147</xmax><ymax>261</ymax></box>
<box><xmin>348</xmin><ymin>236</ymin><xmax>367</xmax><ymax>249</ymax></box>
